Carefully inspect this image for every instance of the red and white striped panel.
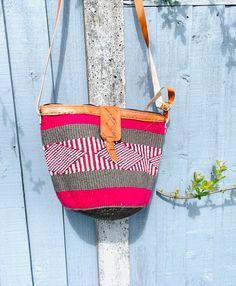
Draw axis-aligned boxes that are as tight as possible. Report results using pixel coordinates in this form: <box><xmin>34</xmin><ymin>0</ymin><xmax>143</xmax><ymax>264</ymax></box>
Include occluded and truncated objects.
<box><xmin>43</xmin><ymin>142</ymin><xmax>85</xmax><ymax>175</ymax></box>
<box><xmin>96</xmin><ymin>142</ymin><xmax>143</xmax><ymax>170</ymax></box>
<box><xmin>43</xmin><ymin>137</ymin><xmax>162</xmax><ymax>176</ymax></box>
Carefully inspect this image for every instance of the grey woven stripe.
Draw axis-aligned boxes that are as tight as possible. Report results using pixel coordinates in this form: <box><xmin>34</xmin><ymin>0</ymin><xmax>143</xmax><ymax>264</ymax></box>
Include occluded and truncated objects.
<box><xmin>52</xmin><ymin>170</ymin><xmax>154</xmax><ymax>192</ymax></box>
<box><xmin>41</xmin><ymin>124</ymin><xmax>164</xmax><ymax>148</ymax></box>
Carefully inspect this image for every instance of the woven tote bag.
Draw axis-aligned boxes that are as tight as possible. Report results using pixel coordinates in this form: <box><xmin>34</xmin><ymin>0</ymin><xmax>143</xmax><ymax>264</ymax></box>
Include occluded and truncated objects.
<box><xmin>37</xmin><ymin>0</ymin><xmax>175</xmax><ymax>220</ymax></box>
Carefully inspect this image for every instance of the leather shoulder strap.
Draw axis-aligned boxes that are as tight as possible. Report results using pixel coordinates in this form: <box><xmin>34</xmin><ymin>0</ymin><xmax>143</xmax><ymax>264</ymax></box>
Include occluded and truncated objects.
<box><xmin>36</xmin><ymin>0</ymin><xmax>63</xmax><ymax>113</ymax></box>
<box><xmin>134</xmin><ymin>0</ymin><xmax>164</xmax><ymax>109</ymax></box>
<box><xmin>36</xmin><ymin>0</ymin><xmax>166</xmax><ymax>111</ymax></box>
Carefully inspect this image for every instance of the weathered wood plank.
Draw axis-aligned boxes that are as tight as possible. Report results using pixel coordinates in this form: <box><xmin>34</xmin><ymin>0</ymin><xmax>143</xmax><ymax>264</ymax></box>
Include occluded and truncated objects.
<box><xmin>212</xmin><ymin>5</ymin><xmax>236</xmax><ymax>285</ymax></box>
<box><xmin>125</xmin><ymin>3</ymin><xmax>236</xmax><ymax>285</ymax></box>
<box><xmin>124</xmin><ymin>0</ymin><xmax>236</xmax><ymax>6</ymax></box>
<box><xmin>1</xmin><ymin>1</ymin><xmax>236</xmax><ymax>286</ymax></box>
<box><xmin>63</xmin><ymin>212</ymin><xmax>98</xmax><ymax>286</ymax></box>
<box><xmin>45</xmin><ymin>1</ymin><xmax>98</xmax><ymax>285</ymax></box>
<box><xmin>0</xmin><ymin>3</ymin><xmax>33</xmax><ymax>286</ymax></box>
<box><xmin>83</xmin><ymin>0</ymin><xmax>130</xmax><ymax>285</ymax></box>
<box><xmin>125</xmin><ymin>4</ymin><xmax>192</xmax><ymax>285</ymax></box>
<box><xmin>184</xmin><ymin>5</ymin><xmax>227</xmax><ymax>285</ymax></box>
<box><xmin>2</xmin><ymin>1</ymin><xmax>68</xmax><ymax>285</ymax></box>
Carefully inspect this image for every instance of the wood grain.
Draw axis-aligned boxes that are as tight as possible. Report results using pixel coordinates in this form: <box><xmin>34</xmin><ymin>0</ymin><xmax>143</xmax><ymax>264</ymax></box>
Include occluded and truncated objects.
<box><xmin>125</xmin><ymin>3</ymin><xmax>236</xmax><ymax>285</ymax></box>
<box><xmin>45</xmin><ymin>1</ymin><xmax>98</xmax><ymax>285</ymax></box>
<box><xmin>125</xmin><ymin>5</ymin><xmax>191</xmax><ymax>285</ymax></box>
<box><xmin>0</xmin><ymin>3</ymin><xmax>33</xmax><ymax>285</ymax></box>
<box><xmin>2</xmin><ymin>1</ymin><xmax>68</xmax><ymax>285</ymax></box>
<box><xmin>124</xmin><ymin>0</ymin><xmax>236</xmax><ymax>6</ymax></box>
<box><xmin>1</xmin><ymin>1</ymin><xmax>236</xmax><ymax>286</ymax></box>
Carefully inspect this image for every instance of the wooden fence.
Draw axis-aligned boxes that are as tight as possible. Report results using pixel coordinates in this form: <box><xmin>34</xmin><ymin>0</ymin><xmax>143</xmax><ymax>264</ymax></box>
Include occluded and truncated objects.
<box><xmin>1</xmin><ymin>0</ymin><xmax>236</xmax><ymax>285</ymax></box>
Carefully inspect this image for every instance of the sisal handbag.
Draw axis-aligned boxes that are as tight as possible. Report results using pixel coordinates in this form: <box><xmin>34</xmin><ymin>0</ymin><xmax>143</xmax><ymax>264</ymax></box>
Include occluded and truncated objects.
<box><xmin>37</xmin><ymin>0</ymin><xmax>175</xmax><ymax>220</ymax></box>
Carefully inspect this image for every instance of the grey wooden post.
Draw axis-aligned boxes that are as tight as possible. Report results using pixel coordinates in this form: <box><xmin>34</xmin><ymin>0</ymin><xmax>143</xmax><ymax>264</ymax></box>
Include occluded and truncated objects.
<box><xmin>83</xmin><ymin>0</ymin><xmax>130</xmax><ymax>285</ymax></box>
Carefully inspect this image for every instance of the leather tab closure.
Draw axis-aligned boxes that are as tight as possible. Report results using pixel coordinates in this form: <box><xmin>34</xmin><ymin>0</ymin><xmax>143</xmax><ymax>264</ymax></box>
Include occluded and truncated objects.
<box><xmin>100</xmin><ymin>106</ymin><xmax>121</xmax><ymax>162</ymax></box>
<box><xmin>105</xmin><ymin>137</ymin><xmax>118</xmax><ymax>162</ymax></box>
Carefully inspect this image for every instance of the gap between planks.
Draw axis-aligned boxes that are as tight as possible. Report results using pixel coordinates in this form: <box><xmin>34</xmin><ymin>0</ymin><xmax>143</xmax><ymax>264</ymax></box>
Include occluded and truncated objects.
<box><xmin>123</xmin><ymin>0</ymin><xmax>236</xmax><ymax>7</ymax></box>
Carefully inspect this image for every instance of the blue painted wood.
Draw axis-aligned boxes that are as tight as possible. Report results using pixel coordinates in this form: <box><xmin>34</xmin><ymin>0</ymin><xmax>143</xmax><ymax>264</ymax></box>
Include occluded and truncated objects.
<box><xmin>125</xmin><ymin>5</ymin><xmax>192</xmax><ymax>285</ymax></box>
<box><xmin>45</xmin><ymin>1</ymin><xmax>98</xmax><ymax>286</ymax></box>
<box><xmin>1</xmin><ymin>1</ymin><xmax>236</xmax><ymax>285</ymax></box>
<box><xmin>0</xmin><ymin>4</ymin><xmax>33</xmax><ymax>286</ymax></box>
<box><xmin>125</xmin><ymin>4</ymin><xmax>236</xmax><ymax>286</ymax></box>
<box><xmin>2</xmin><ymin>1</ymin><xmax>68</xmax><ymax>285</ymax></box>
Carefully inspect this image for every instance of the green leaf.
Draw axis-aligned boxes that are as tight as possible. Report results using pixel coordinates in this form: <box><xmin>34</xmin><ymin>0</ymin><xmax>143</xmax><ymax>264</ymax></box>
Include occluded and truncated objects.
<box><xmin>219</xmin><ymin>175</ymin><xmax>226</xmax><ymax>181</ymax></box>
<box><xmin>207</xmin><ymin>181</ymin><xmax>214</xmax><ymax>190</ymax></box>
<box><xmin>193</xmin><ymin>172</ymin><xmax>204</xmax><ymax>184</ymax></box>
<box><xmin>201</xmin><ymin>180</ymin><xmax>208</xmax><ymax>189</ymax></box>
<box><xmin>194</xmin><ymin>193</ymin><xmax>202</xmax><ymax>200</ymax></box>
<box><xmin>200</xmin><ymin>191</ymin><xmax>210</xmax><ymax>197</ymax></box>
<box><xmin>220</xmin><ymin>165</ymin><xmax>228</xmax><ymax>172</ymax></box>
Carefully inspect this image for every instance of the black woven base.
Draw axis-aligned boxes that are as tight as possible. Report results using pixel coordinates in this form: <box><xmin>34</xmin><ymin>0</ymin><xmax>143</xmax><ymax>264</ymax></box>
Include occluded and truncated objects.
<box><xmin>77</xmin><ymin>207</ymin><xmax>143</xmax><ymax>220</ymax></box>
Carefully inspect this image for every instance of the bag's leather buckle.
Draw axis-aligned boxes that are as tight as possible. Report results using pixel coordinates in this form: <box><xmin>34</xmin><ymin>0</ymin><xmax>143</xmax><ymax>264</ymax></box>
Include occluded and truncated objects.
<box><xmin>100</xmin><ymin>106</ymin><xmax>121</xmax><ymax>162</ymax></box>
<box><xmin>160</xmin><ymin>102</ymin><xmax>171</xmax><ymax>112</ymax></box>
<box><xmin>144</xmin><ymin>85</ymin><xmax>175</xmax><ymax>122</ymax></box>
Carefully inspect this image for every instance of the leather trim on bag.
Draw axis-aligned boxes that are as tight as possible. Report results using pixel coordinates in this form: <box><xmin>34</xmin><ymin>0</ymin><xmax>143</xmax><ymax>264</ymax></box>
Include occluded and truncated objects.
<box><xmin>39</xmin><ymin>104</ymin><xmax>167</xmax><ymax>122</ymax></box>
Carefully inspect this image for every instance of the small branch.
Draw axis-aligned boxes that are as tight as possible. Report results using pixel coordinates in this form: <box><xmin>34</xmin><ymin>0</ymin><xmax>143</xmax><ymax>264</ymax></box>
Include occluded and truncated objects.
<box><xmin>156</xmin><ymin>186</ymin><xmax>236</xmax><ymax>200</ymax></box>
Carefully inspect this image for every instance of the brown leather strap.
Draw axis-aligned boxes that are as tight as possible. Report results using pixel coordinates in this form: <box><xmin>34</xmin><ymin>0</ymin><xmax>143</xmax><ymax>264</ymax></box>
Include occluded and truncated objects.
<box><xmin>134</xmin><ymin>1</ymin><xmax>176</xmax><ymax>113</ymax></box>
<box><xmin>134</xmin><ymin>0</ymin><xmax>149</xmax><ymax>48</ymax></box>
<box><xmin>37</xmin><ymin>0</ymin><xmax>174</xmax><ymax>114</ymax></box>
<box><xmin>56</xmin><ymin>0</ymin><xmax>62</xmax><ymax>23</ymax></box>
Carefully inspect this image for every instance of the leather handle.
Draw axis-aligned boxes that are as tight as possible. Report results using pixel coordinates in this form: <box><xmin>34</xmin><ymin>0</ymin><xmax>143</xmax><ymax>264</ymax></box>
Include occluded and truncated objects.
<box><xmin>36</xmin><ymin>0</ymin><xmax>169</xmax><ymax>112</ymax></box>
<box><xmin>134</xmin><ymin>0</ymin><xmax>149</xmax><ymax>48</ymax></box>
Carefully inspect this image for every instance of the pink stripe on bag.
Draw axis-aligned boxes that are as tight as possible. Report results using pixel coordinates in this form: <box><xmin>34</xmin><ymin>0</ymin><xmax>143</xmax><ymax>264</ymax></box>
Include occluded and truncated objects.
<box><xmin>56</xmin><ymin>187</ymin><xmax>152</xmax><ymax>209</ymax></box>
<box><xmin>41</xmin><ymin>114</ymin><xmax>166</xmax><ymax>134</ymax></box>
<box><xmin>41</xmin><ymin>114</ymin><xmax>100</xmax><ymax>129</ymax></box>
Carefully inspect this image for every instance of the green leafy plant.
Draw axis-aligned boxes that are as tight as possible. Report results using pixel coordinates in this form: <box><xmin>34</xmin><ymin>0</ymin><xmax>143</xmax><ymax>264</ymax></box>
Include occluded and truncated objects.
<box><xmin>157</xmin><ymin>160</ymin><xmax>236</xmax><ymax>200</ymax></box>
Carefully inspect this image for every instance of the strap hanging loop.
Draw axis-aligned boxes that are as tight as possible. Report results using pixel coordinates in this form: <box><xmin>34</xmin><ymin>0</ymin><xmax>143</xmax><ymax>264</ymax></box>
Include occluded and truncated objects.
<box><xmin>144</xmin><ymin>85</ymin><xmax>175</xmax><ymax>122</ymax></box>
